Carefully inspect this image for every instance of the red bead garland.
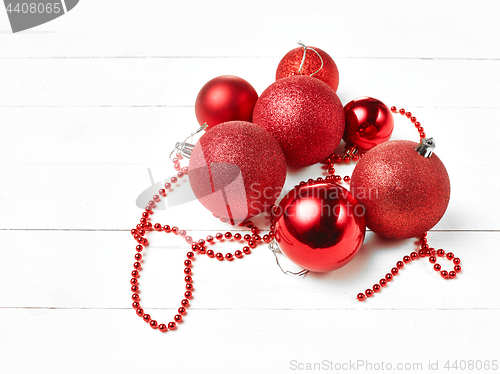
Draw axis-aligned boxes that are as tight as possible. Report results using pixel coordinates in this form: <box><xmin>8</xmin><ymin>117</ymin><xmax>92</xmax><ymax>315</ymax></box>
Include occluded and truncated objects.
<box><xmin>130</xmin><ymin>154</ymin><xmax>272</xmax><ymax>332</ymax></box>
<box><xmin>390</xmin><ymin>106</ymin><xmax>427</xmax><ymax>140</ymax></box>
<box><xmin>356</xmin><ymin>232</ymin><xmax>461</xmax><ymax>301</ymax></box>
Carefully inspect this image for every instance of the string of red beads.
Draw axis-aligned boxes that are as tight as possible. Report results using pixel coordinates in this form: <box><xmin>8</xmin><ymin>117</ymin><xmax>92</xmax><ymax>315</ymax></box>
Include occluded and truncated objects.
<box><xmin>356</xmin><ymin>232</ymin><xmax>461</xmax><ymax>301</ymax></box>
<box><xmin>322</xmin><ymin>155</ymin><xmax>354</xmax><ymax>185</ymax></box>
<box><xmin>390</xmin><ymin>106</ymin><xmax>427</xmax><ymax>140</ymax></box>
<box><xmin>130</xmin><ymin>154</ymin><xmax>273</xmax><ymax>332</ymax></box>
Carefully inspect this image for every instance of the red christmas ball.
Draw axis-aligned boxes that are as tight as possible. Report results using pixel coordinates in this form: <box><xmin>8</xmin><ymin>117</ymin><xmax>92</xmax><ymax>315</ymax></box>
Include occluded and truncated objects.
<box><xmin>252</xmin><ymin>76</ymin><xmax>345</xmax><ymax>167</ymax></box>
<box><xmin>189</xmin><ymin>121</ymin><xmax>286</xmax><ymax>223</ymax></box>
<box><xmin>276</xmin><ymin>46</ymin><xmax>339</xmax><ymax>92</ymax></box>
<box><xmin>195</xmin><ymin>75</ymin><xmax>258</xmax><ymax>129</ymax></box>
<box><xmin>350</xmin><ymin>140</ymin><xmax>450</xmax><ymax>239</ymax></box>
<box><xmin>274</xmin><ymin>181</ymin><xmax>366</xmax><ymax>272</ymax></box>
<box><xmin>343</xmin><ymin>97</ymin><xmax>394</xmax><ymax>152</ymax></box>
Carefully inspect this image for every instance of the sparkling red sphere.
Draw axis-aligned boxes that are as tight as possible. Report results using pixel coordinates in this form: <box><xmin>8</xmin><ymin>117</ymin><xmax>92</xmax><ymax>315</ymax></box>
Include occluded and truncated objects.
<box><xmin>253</xmin><ymin>75</ymin><xmax>345</xmax><ymax>167</ymax></box>
<box><xmin>350</xmin><ymin>140</ymin><xmax>450</xmax><ymax>239</ymax></box>
<box><xmin>189</xmin><ymin>121</ymin><xmax>286</xmax><ymax>223</ymax></box>
<box><xmin>343</xmin><ymin>97</ymin><xmax>394</xmax><ymax>152</ymax></box>
<box><xmin>274</xmin><ymin>181</ymin><xmax>366</xmax><ymax>272</ymax></box>
<box><xmin>195</xmin><ymin>75</ymin><xmax>258</xmax><ymax>129</ymax></box>
<box><xmin>276</xmin><ymin>46</ymin><xmax>339</xmax><ymax>92</ymax></box>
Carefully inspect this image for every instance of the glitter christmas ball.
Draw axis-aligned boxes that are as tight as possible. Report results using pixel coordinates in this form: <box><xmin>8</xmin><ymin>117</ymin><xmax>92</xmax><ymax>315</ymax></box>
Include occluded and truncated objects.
<box><xmin>195</xmin><ymin>75</ymin><xmax>259</xmax><ymax>129</ymax></box>
<box><xmin>276</xmin><ymin>46</ymin><xmax>339</xmax><ymax>92</ymax></box>
<box><xmin>274</xmin><ymin>181</ymin><xmax>366</xmax><ymax>272</ymax></box>
<box><xmin>189</xmin><ymin>121</ymin><xmax>286</xmax><ymax>223</ymax></box>
<box><xmin>350</xmin><ymin>140</ymin><xmax>450</xmax><ymax>239</ymax></box>
<box><xmin>252</xmin><ymin>76</ymin><xmax>345</xmax><ymax>167</ymax></box>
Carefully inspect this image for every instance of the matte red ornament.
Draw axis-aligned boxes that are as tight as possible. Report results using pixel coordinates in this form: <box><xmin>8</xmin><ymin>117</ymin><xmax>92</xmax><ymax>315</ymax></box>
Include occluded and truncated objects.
<box><xmin>253</xmin><ymin>76</ymin><xmax>345</xmax><ymax>167</ymax></box>
<box><xmin>195</xmin><ymin>75</ymin><xmax>258</xmax><ymax>129</ymax></box>
<box><xmin>350</xmin><ymin>140</ymin><xmax>450</xmax><ymax>239</ymax></box>
<box><xmin>343</xmin><ymin>97</ymin><xmax>394</xmax><ymax>152</ymax></box>
<box><xmin>273</xmin><ymin>181</ymin><xmax>366</xmax><ymax>272</ymax></box>
<box><xmin>276</xmin><ymin>45</ymin><xmax>339</xmax><ymax>92</ymax></box>
<box><xmin>189</xmin><ymin>121</ymin><xmax>286</xmax><ymax>223</ymax></box>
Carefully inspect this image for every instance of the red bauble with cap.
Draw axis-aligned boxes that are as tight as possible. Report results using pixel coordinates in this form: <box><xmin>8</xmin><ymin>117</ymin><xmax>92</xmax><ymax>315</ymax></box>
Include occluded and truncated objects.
<box><xmin>350</xmin><ymin>139</ymin><xmax>450</xmax><ymax>239</ymax></box>
<box><xmin>189</xmin><ymin>121</ymin><xmax>286</xmax><ymax>224</ymax></box>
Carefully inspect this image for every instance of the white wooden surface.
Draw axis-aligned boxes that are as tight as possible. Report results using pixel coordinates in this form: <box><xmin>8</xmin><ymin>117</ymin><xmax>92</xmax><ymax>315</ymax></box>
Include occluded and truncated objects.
<box><xmin>1</xmin><ymin>1</ymin><xmax>499</xmax><ymax>373</ymax></box>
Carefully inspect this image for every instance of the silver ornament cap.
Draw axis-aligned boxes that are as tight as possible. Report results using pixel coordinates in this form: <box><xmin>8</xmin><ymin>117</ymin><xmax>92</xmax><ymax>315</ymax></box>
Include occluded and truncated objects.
<box><xmin>415</xmin><ymin>137</ymin><xmax>435</xmax><ymax>158</ymax></box>
<box><xmin>170</xmin><ymin>123</ymin><xmax>208</xmax><ymax>160</ymax></box>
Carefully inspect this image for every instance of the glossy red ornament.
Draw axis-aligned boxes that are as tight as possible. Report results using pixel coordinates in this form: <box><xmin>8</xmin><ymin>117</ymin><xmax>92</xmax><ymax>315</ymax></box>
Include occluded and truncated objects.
<box><xmin>253</xmin><ymin>76</ymin><xmax>345</xmax><ymax>167</ymax></box>
<box><xmin>273</xmin><ymin>181</ymin><xmax>366</xmax><ymax>272</ymax></box>
<box><xmin>276</xmin><ymin>46</ymin><xmax>339</xmax><ymax>92</ymax></box>
<box><xmin>343</xmin><ymin>97</ymin><xmax>394</xmax><ymax>152</ymax></box>
<box><xmin>195</xmin><ymin>75</ymin><xmax>258</xmax><ymax>129</ymax></box>
<box><xmin>350</xmin><ymin>140</ymin><xmax>450</xmax><ymax>239</ymax></box>
<box><xmin>189</xmin><ymin>121</ymin><xmax>287</xmax><ymax>223</ymax></box>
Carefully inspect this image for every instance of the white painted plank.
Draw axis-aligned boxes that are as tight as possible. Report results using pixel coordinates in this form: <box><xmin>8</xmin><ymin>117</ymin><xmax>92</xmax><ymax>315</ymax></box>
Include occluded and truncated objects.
<box><xmin>0</xmin><ymin>58</ymin><xmax>499</xmax><ymax>108</ymax></box>
<box><xmin>0</xmin><ymin>308</ymin><xmax>498</xmax><ymax>374</ymax></box>
<box><xmin>1</xmin><ymin>0</ymin><xmax>499</xmax><ymax>59</ymax></box>
<box><xmin>0</xmin><ymin>230</ymin><xmax>496</xmax><ymax>310</ymax></box>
